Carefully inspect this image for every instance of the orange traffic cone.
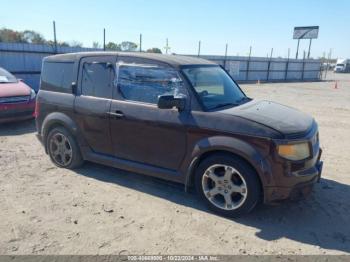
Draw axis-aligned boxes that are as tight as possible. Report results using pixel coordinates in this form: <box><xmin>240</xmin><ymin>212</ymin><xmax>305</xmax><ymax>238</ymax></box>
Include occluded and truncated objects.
<box><xmin>334</xmin><ymin>81</ymin><xmax>338</xmax><ymax>89</ymax></box>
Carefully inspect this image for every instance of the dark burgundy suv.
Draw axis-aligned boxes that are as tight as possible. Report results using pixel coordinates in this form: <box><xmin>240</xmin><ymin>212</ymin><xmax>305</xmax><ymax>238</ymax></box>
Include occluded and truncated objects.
<box><xmin>35</xmin><ymin>52</ymin><xmax>323</xmax><ymax>216</ymax></box>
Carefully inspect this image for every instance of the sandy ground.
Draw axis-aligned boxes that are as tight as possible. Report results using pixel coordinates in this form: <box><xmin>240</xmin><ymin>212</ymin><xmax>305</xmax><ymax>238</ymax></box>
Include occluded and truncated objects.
<box><xmin>0</xmin><ymin>72</ymin><xmax>349</xmax><ymax>255</ymax></box>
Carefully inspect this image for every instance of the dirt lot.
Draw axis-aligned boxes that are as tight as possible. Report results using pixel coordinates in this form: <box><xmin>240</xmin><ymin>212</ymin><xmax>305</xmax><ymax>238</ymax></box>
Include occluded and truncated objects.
<box><xmin>1</xmin><ymin>72</ymin><xmax>349</xmax><ymax>255</ymax></box>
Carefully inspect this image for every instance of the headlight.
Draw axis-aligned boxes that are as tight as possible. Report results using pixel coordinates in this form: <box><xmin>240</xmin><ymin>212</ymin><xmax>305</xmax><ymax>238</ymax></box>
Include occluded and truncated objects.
<box><xmin>30</xmin><ymin>89</ymin><xmax>36</xmax><ymax>100</ymax></box>
<box><xmin>277</xmin><ymin>142</ymin><xmax>310</xmax><ymax>161</ymax></box>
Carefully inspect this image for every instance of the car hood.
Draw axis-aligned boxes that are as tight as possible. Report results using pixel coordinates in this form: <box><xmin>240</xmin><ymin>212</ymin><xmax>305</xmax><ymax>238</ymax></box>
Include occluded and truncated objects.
<box><xmin>220</xmin><ymin>100</ymin><xmax>314</xmax><ymax>135</ymax></box>
<box><xmin>0</xmin><ymin>81</ymin><xmax>31</xmax><ymax>97</ymax></box>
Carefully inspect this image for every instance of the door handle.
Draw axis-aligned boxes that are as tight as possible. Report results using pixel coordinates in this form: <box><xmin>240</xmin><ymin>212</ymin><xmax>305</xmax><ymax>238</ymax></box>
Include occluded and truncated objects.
<box><xmin>107</xmin><ymin>110</ymin><xmax>124</xmax><ymax>118</ymax></box>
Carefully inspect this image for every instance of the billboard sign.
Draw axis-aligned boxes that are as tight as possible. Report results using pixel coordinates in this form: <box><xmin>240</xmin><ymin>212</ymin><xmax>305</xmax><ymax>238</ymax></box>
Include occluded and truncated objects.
<box><xmin>293</xmin><ymin>26</ymin><xmax>319</xmax><ymax>39</ymax></box>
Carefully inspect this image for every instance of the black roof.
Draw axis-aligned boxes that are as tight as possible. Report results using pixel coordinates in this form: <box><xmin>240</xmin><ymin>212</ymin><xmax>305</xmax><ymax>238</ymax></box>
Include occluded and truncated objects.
<box><xmin>44</xmin><ymin>52</ymin><xmax>216</xmax><ymax>68</ymax></box>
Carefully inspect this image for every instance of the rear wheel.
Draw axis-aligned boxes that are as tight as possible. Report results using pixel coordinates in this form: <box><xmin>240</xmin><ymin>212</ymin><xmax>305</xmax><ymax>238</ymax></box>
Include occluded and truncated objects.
<box><xmin>47</xmin><ymin>127</ymin><xmax>84</xmax><ymax>169</ymax></box>
<box><xmin>195</xmin><ymin>153</ymin><xmax>260</xmax><ymax>217</ymax></box>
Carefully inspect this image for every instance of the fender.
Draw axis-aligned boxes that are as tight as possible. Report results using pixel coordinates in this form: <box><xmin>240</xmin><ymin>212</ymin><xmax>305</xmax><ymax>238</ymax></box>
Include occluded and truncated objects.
<box><xmin>183</xmin><ymin>136</ymin><xmax>275</xmax><ymax>191</ymax></box>
<box><xmin>41</xmin><ymin>112</ymin><xmax>87</xmax><ymax>152</ymax></box>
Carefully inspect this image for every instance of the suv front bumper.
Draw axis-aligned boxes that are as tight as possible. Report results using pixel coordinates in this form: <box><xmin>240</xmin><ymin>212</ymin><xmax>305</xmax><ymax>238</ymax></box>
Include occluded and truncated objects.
<box><xmin>0</xmin><ymin>100</ymin><xmax>35</xmax><ymax>123</ymax></box>
<box><xmin>264</xmin><ymin>150</ymin><xmax>323</xmax><ymax>203</ymax></box>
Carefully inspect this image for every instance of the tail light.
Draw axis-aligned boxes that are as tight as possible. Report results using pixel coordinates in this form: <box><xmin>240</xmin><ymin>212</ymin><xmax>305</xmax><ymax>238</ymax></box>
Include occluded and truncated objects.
<box><xmin>34</xmin><ymin>99</ymin><xmax>39</xmax><ymax>118</ymax></box>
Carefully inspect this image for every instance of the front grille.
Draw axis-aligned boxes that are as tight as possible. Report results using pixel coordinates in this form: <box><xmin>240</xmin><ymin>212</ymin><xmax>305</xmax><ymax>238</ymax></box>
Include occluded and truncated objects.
<box><xmin>0</xmin><ymin>96</ymin><xmax>30</xmax><ymax>104</ymax></box>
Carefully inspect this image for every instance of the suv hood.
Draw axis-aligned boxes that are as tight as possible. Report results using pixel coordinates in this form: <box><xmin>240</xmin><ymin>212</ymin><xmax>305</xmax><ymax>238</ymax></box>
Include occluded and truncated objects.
<box><xmin>0</xmin><ymin>81</ymin><xmax>31</xmax><ymax>97</ymax></box>
<box><xmin>221</xmin><ymin>100</ymin><xmax>314</xmax><ymax>136</ymax></box>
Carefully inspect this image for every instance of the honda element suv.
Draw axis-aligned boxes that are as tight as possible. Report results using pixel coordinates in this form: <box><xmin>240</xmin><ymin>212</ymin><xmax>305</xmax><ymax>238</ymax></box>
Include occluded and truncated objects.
<box><xmin>35</xmin><ymin>52</ymin><xmax>323</xmax><ymax>216</ymax></box>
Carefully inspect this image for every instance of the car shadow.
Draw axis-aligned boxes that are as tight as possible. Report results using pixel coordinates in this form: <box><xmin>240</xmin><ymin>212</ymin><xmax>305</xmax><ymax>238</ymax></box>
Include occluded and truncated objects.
<box><xmin>0</xmin><ymin>119</ymin><xmax>36</xmax><ymax>136</ymax></box>
<box><xmin>75</xmin><ymin>162</ymin><xmax>350</xmax><ymax>253</ymax></box>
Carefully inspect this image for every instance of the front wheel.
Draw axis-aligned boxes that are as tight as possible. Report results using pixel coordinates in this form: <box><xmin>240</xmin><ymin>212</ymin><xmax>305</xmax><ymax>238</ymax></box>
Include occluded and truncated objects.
<box><xmin>195</xmin><ymin>154</ymin><xmax>261</xmax><ymax>217</ymax></box>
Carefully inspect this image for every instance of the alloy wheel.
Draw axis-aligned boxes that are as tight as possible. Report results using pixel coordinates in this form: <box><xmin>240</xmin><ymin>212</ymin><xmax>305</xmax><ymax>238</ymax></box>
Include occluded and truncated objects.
<box><xmin>49</xmin><ymin>132</ymin><xmax>73</xmax><ymax>166</ymax></box>
<box><xmin>201</xmin><ymin>164</ymin><xmax>248</xmax><ymax>210</ymax></box>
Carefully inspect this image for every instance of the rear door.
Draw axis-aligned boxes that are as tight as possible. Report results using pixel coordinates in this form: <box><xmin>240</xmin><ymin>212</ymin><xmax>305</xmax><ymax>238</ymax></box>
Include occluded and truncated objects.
<box><xmin>74</xmin><ymin>56</ymin><xmax>116</xmax><ymax>155</ymax></box>
<box><xmin>109</xmin><ymin>56</ymin><xmax>188</xmax><ymax>170</ymax></box>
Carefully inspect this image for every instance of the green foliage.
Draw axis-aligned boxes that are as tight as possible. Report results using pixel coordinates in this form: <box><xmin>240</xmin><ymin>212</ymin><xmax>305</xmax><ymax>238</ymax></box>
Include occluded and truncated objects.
<box><xmin>146</xmin><ymin>47</ymin><xmax>162</xmax><ymax>54</ymax></box>
<box><xmin>0</xmin><ymin>28</ymin><xmax>162</xmax><ymax>52</ymax></box>
<box><xmin>22</xmin><ymin>30</ymin><xmax>46</xmax><ymax>44</ymax></box>
<box><xmin>92</xmin><ymin>41</ymin><xmax>101</xmax><ymax>48</ymax></box>
<box><xmin>105</xmin><ymin>42</ymin><xmax>121</xmax><ymax>51</ymax></box>
<box><xmin>0</xmin><ymin>28</ymin><xmax>25</xmax><ymax>43</ymax></box>
<box><xmin>120</xmin><ymin>41</ymin><xmax>138</xmax><ymax>51</ymax></box>
<box><xmin>0</xmin><ymin>27</ymin><xmax>81</xmax><ymax>47</ymax></box>
<box><xmin>105</xmin><ymin>41</ymin><xmax>138</xmax><ymax>51</ymax></box>
<box><xmin>69</xmin><ymin>41</ymin><xmax>83</xmax><ymax>48</ymax></box>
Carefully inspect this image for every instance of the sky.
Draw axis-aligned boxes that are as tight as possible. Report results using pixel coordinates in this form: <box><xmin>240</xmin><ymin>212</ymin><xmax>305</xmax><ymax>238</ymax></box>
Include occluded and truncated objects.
<box><xmin>1</xmin><ymin>0</ymin><xmax>349</xmax><ymax>59</ymax></box>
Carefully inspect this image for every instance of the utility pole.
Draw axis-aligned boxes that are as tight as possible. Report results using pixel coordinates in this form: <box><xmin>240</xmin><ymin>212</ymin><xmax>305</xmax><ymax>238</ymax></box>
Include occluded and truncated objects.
<box><xmin>103</xmin><ymin>28</ymin><xmax>106</xmax><ymax>51</ymax></box>
<box><xmin>307</xmin><ymin>38</ymin><xmax>312</xmax><ymax>59</ymax></box>
<box><xmin>164</xmin><ymin>38</ymin><xmax>170</xmax><ymax>54</ymax></box>
<box><xmin>325</xmin><ymin>48</ymin><xmax>332</xmax><ymax>79</ymax></box>
<box><xmin>223</xmin><ymin>43</ymin><xmax>228</xmax><ymax>68</ymax></box>
<box><xmin>197</xmin><ymin>41</ymin><xmax>201</xmax><ymax>57</ymax></box>
<box><xmin>53</xmin><ymin>21</ymin><xmax>57</xmax><ymax>54</ymax></box>
<box><xmin>285</xmin><ymin>48</ymin><xmax>290</xmax><ymax>81</ymax></box>
<box><xmin>139</xmin><ymin>34</ymin><xmax>142</xmax><ymax>52</ymax></box>
<box><xmin>246</xmin><ymin>46</ymin><xmax>252</xmax><ymax>81</ymax></box>
<box><xmin>295</xmin><ymin>39</ymin><xmax>300</xmax><ymax>59</ymax></box>
<box><xmin>267</xmin><ymin>48</ymin><xmax>274</xmax><ymax>81</ymax></box>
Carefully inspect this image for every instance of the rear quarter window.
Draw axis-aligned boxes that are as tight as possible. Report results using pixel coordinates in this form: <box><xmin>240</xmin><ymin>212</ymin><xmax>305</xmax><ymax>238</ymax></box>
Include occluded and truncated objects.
<box><xmin>41</xmin><ymin>62</ymin><xmax>74</xmax><ymax>92</ymax></box>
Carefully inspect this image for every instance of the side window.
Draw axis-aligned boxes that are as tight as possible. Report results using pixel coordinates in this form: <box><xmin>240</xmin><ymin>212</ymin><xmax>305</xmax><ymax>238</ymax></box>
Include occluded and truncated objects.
<box><xmin>118</xmin><ymin>64</ymin><xmax>182</xmax><ymax>104</ymax></box>
<box><xmin>81</xmin><ymin>62</ymin><xmax>112</xmax><ymax>98</ymax></box>
<box><xmin>41</xmin><ymin>62</ymin><xmax>74</xmax><ymax>91</ymax></box>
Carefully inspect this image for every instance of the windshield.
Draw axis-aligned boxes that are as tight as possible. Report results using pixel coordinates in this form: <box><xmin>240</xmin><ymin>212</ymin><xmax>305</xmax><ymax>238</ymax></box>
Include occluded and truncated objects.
<box><xmin>182</xmin><ymin>66</ymin><xmax>246</xmax><ymax>110</ymax></box>
<box><xmin>0</xmin><ymin>68</ymin><xmax>18</xmax><ymax>83</ymax></box>
<box><xmin>336</xmin><ymin>64</ymin><xmax>345</xmax><ymax>67</ymax></box>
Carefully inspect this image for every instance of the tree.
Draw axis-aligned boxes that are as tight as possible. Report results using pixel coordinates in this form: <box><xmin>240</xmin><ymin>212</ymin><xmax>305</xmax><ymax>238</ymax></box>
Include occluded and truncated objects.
<box><xmin>92</xmin><ymin>41</ymin><xmax>101</xmax><ymax>48</ymax></box>
<box><xmin>22</xmin><ymin>30</ymin><xmax>46</xmax><ymax>44</ymax></box>
<box><xmin>105</xmin><ymin>42</ymin><xmax>121</xmax><ymax>51</ymax></box>
<box><xmin>146</xmin><ymin>47</ymin><xmax>162</xmax><ymax>54</ymax></box>
<box><xmin>69</xmin><ymin>41</ymin><xmax>83</xmax><ymax>47</ymax></box>
<box><xmin>120</xmin><ymin>41</ymin><xmax>138</xmax><ymax>51</ymax></box>
<box><xmin>58</xmin><ymin>41</ymin><xmax>69</xmax><ymax>47</ymax></box>
<box><xmin>0</xmin><ymin>28</ymin><xmax>25</xmax><ymax>43</ymax></box>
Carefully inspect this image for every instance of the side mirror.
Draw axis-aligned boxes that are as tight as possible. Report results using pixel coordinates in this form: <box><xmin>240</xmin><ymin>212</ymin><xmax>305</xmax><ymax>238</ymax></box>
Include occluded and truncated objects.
<box><xmin>71</xmin><ymin>82</ymin><xmax>77</xmax><ymax>94</ymax></box>
<box><xmin>157</xmin><ymin>95</ymin><xmax>186</xmax><ymax>111</ymax></box>
<box><xmin>106</xmin><ymin>62</ymin><xmax>113</xmax><ymax>69</ymax></box>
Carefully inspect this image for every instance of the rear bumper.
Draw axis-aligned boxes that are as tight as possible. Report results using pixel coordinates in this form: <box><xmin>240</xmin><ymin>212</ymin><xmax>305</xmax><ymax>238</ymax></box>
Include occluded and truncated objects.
<box><xmin>264</xmin><ymin>153</ymin><xmax>323</xmax><ymax>204</ymax></box>
<box><xmin>0</xmin><ymin>100</ymin><xmax>35</xmax><ymax>123</ymax></box>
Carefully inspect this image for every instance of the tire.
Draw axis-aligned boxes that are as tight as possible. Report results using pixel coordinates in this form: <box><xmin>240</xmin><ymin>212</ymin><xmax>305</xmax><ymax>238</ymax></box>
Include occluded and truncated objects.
<box><xmin>195</xmin><ymin>153</ymin><xmax>260</xmax><ymax>217</ymax></box>
<box><xmin>46</xmin><ymin>126</ymin><xmax>84</xmax><ymax>169</ymax></box>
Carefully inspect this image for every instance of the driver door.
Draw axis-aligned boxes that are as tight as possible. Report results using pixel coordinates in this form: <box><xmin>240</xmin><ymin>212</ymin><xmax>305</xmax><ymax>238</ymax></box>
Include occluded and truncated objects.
<box><xmin>109</xmin><ymin>56</ymin><xmax>188</xmax><ymax>170</ymax></box>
